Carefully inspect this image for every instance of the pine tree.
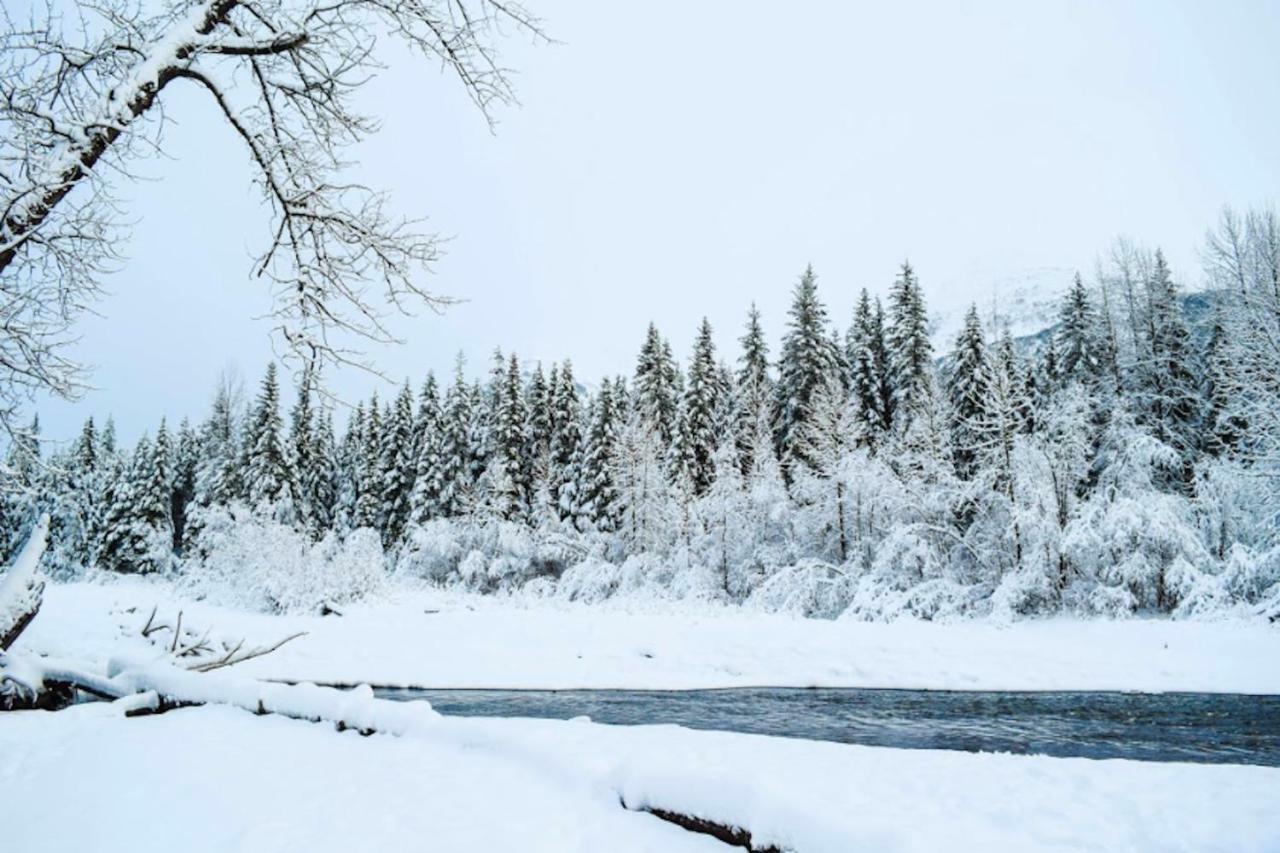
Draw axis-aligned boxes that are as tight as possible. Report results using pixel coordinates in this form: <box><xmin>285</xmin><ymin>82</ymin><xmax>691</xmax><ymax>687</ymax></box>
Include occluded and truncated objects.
<box><xmin>98</xmin><ymin>433</ymin><xmax>172</xmax><ymax>574</ymax></box>
<box><xmin>886</xmin><ymin>261</ymin><xmax>933</xmax><ymax>432</ymax></box>
<box><xmin>575</xmin><ymin>379</ymin><xmax>620</xmax><ymax>531</ymax></box>
<box><xmin>847</xmin><ymin>289</ymin><xmax>890</xmax><ymax>446</ymax></box>
<box><xmin>379</xmin><ymin>382</ymin><xmax>417</xmax><ymax>545</ymax></box>
<box><xmin>946</xmin><ymin>304</ymin><xmax>989</xmax><ymax>480</ymax></box>
<box><xmin>75</xmin><ymin>417</ymin><xmax>97</xmax><ymax>472</ymax></box>
<box><xmin>682</xmin><ymin>317</ymin><xmax>725</xmax><ymax>494</ymax></box>
<box><xmin>549</xmin><ymin>360</ymin><xmax>584</xmax><ymax>521</ymax></box>
<box><xmin>435</xmin><ymin>357</ymin><xmax>475</xmax><ymax>518</ymax></box>
<box><xmin>242</xmin><ymin>363</ymin><xmax>294</xmax><ymax>512</ymax></box>
<box><xmin>773</xmin><ymin>264</ymin><xmax>841</xmax><ymax>474</ymax></box>
<box><xmin>352</xmin><ymin>393</ymin><xmax>383</xmax><ymax>530</ymax></box>
<box><xmin>490</xmin><ymin>354</ymin><xmax>531</xmax><ymax>519</ymax></box>
<box><xmin>736</xmin><ymin>305</ymin><xmax>772</xmax><ymax>464</ymax></box>
<box><xmin>171</xmin><ymin>418</ymin><xmax>199</xmax><ymax>552</ymax></box>
<box><xmin>288</xmin><ymin>367</ymin><xmax>318</xmax><ymax>528</ymax></box>
<box><xmin>310</xmin><ymin>410</ymin><xmax>339</xmax><ymax>532</ymax></box>
<box><xmin>407</xmin><ymin>376</ymin><xmax>444</xmax><ymax>524</ymax></box>
<box><xmin>1056</xmin><ymin>273</ymin><xmax>1100</xmax><ymax>383</ymax></box>
<box><xmin>633</xmin><ymin>322</ymin><xmax>680</xmax><ymax>442</ymax></box>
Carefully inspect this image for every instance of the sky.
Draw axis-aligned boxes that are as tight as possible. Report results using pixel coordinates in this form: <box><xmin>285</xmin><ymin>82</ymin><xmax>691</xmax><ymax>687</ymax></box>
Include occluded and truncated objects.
<box><xmin>32</xmin><ymin>0</ymin><xmax>1280</xmax><ymax>444</ymax></box>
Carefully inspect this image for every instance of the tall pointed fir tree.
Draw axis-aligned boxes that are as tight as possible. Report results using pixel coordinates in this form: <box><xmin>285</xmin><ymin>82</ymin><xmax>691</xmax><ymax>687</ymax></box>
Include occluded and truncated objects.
<box><xmin>735</xmin><ymin>305</ymin><xmax>772</xmax><ymax>471</ymax></box>
<box><xmin>773</xmin><ymin>264</ymin><xmax>841</xmax><ymax>475</ymax></box>
<box><xmin>488</xmin><ymin>354</ymin><xmax>531</xmax><ymax>520</ymax></box>
<box><xmin>1202</xmin><ymin>310</ymin><xmax>1247</xmax><ymax>459</ymax></box>
<box><xmin>242</xmin><ymin>363</ymin><xmax>294</xmax><ymax>515</ymax></box>
<box><xmin>379</xmin><ymin>382</ymin><xmax>417</xmax><ymax>546</ymax></box>
<box><xmin>549</xmin><ymin>360</ymin><xmax>584</xmax><ymax>522</ymax></box>
<box><xmin>575</xmin><ymin>378</ymin><xmax>621</xmax><ymax>531</ymax></box>
<box><xmin>310</xmin><ymin>410</ymin><xmax>339</xmax><ymax>533</ymax></box>
<box><xmin>1056</xmin><ymin>273</ymin><xmax>1101</xmax><ymax>385</ymax></box>
<box><xmin>634</xmin><ymin>323</ymin><xmax>680</xmax><ymax>442</ymax></box>
<box><xmin>408</xmin><ymin>375</ymin><xmax>444</xmax><ymax>525</ymax></box>
<box><xmin>98</xmin><ymin>433</ymin><xmax>172</xmax><ymax>574</ymax></box>
<box><xmin>352</xmin><ymin>393</ymin><xmax>383</xmax><ymax>530</ymax></box>
<box><xmin>847</xmin><ymin>289</ymin><xmax>891</xmax><ymax>447</ymax></box>
<box><xmin>334</xmin><ymin>403</ymin><xmax>365</xmax><ymax>531</ymax></box>
<box><xmin>682</xmin><ymin>318</ymin><xmax>726</xmax><ymax>494</ymax></box>
<box><xmin>886</xmin><ymin>261</ymin><xmax>933</xmax><ymax>432</ymax></box>
<box><xmin>436</xmin><ymin>358</ymin><xmax>475</xmax><ymax>518</ymax></box>
<box><xmin>288</xmin><ymin>368</ymin><xmax>318</xmax><ymax>531</ymax></box>
<box><xmin>171</xmin><ymin>418</ymin><xmax>199</xmax><ymax>553</ymax></box>
<box><xmin>946</xmin><ymin>305</ymin><xmax>989</xmax><ymax>480</ymax></box>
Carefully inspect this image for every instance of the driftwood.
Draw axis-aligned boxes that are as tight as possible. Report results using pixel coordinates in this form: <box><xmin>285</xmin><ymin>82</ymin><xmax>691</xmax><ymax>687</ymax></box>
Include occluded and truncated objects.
<box><xmin>0</xmin><ymin>515</ymin><xmax>49</xmax><ymax>651</ymax></box>
<box><xmin>633</xmin><ymin>805</ymin><xmax>783</xmax><ymax>853</ymax></box>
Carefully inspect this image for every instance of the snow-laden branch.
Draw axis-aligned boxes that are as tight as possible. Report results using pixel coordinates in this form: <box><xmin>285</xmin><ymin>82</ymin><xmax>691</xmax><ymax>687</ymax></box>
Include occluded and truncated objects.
<box><xmin>0</xmin><ymin>0</ymin><xmax>543</xmax><ymax>435</ymax></box>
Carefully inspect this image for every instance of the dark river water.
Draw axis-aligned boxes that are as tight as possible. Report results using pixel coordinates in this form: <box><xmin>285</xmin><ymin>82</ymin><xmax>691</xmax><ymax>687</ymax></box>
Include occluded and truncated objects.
<box><xmin>376</xmin><ymin>687</ymin><xmax>1280</xmax><ymax>766</ymax></box>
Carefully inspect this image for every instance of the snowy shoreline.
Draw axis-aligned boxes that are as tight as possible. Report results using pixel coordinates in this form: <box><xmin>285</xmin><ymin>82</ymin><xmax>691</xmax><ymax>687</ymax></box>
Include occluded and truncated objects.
<box><xmin>20</xmin><ymin>580</ymin><xmax>1280</xmax><ymax>695</ymax></box>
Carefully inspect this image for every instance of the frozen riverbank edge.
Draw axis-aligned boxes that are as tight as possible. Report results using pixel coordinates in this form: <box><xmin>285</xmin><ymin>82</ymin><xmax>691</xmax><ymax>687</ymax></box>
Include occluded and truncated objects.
<box><xmin>18</xmin><ymin>580</ymin><xmax>1280</xmax><ymax>694</ymax></box>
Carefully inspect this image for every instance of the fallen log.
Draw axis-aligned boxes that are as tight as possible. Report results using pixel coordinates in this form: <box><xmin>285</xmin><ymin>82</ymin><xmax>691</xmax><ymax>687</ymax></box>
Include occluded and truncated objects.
<box><xmin>632</xmin><ymin>805</ymin><xmax>784</xmax><ymax>853</ymax></box>
<box><xmin>0</xmin><ymin>515</ymin><xmax>49</xmax><ymax>651</ymax></box>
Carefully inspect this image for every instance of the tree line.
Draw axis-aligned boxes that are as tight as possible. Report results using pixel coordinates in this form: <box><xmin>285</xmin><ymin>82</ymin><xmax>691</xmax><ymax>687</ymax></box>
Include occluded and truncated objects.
<box><xmin>3</xmin><ymin>205</ymin><xmax>1278</xmax><ymax>619</ymax></box>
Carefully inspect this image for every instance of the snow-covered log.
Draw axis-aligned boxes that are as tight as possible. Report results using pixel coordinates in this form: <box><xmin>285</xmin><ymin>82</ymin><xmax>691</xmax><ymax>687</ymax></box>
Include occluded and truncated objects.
<box><xmin>0</xmin><ymin>514</ymin><xmax>49</xmax><ymax>651</ymax></box>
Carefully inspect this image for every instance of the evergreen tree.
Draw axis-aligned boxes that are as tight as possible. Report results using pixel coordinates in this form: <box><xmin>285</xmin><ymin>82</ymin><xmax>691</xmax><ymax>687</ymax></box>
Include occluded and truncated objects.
<box><xmin>435</xmin><ymin>357</ymin><xmax>475</xmax><ymax>518</ymax></box>
<box><xmin>886</xmin><ymin>261</ymin><xmax>933</xmax><ymax>431</ymax></box>
<box><xmin>1056</xmin><ymin>273</ymin><xmax>1100</xmax><ymax>383</ymax></box>
<box><xmin>97</xmin><ymin>434</ymin><xmax>172</xmax><ymax>574</ymax></box>
<box><xmin>946</xmin><ymin>304</ymin><xmax>989</xmax><ymax>480</ymax></box>
<box><xmin>171</xmin><ymin>418</ymin><xmax>199</xmax><ymax>552</ymax></box>
<box><xmin>242</xmin><ymin>363</ymin><xmax>294</xmax><ymax>512</ymax></box>
<box><xmin>773</xmin><ymin>264</ymin><xmax>842</xmax><ymax>474</ymax></box>
<box><xmin>847</xmin><ymin>289</ymin><xmax>890</xmax><ymax>446</ymax></box>
<box><xmin>682</xmin><ymin>318</ymin><xmax>725</xmax><ymax>493</ymax></box>
<box><xmin>549</xmin><ymin>360</ymin><xmax>584</xmax><ymax>521</ymax></box>
<box><xmin>634</xmin><ymin>322</ymin><xmax>680</xmax><ymax>441</ymax></box>
<box><xmin>288</xmin><ymin>368</ymin><xmax>318</xmax><ymax>528</ymax></box>
<box><xmin>75</xmin><ymin>417</ymin><xmax>97</xmax><ymax>472</ymax></box>
<box><xmin>490</xmin><ymin>354</ymin><xmax>531</xmax><ymax>519</ymax></box>
<box><xmin>574</xmin><ymin>379</ymin><xmax>620</xmax><ymax>531</ymax></box>
<box><xmin>379</xmin><ymin>381</ymin><xmax>417</xmax><ymax>545</ymax></box>
<box><xmin>352</xmin><ymin>393</ymin><xmax>383</xmax><ymax>529</ymax></box>
<box><xmin>310</xmin><ymin>410</ymin><xmax>339</xmax><ymax>533</ymax></box>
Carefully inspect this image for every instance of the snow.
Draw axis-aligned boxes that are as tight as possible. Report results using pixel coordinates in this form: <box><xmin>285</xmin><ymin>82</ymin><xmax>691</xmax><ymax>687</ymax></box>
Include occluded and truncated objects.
<box><xmin>17</xmin><ymin>580</ymin><xmax>1280</xmax><ymax>693</ymax></box>
<box><xmin>1</xmin><ymin>697</ymin><xmax>1276</xmax><ymax>853</ymax></box>
<box><xmin>0</xmin><ymin>513</ymin><xmax>47</xmax><ymax>634</ymax></box>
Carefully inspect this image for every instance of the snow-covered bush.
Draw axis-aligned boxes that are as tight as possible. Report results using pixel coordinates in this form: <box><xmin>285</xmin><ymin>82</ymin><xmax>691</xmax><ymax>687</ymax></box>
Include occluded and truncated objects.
<box><xmin>745</xmin><ymin>560</ymin><xmax>852</xmax><ymax>618</ymax></box>
<box><xmin>180</xmin><ymin>504</ymin><xmax>384</xmax><ymax>614</ymax></box>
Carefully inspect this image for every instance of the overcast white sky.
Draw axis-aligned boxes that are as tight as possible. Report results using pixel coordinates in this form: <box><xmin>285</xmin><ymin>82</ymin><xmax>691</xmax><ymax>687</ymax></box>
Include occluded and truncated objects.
<box><xmin>35</xmin><ymin>0</ymin><xmax>1280</xmax><ymax>443</ymax></box>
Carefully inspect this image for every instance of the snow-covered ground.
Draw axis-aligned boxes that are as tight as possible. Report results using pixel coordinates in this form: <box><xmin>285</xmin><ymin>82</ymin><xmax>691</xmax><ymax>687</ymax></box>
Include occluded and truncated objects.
<box><xmin>18</xmin><ymin>580</ymin><xmax>1280</xmax><ymax>693</ymax></box>
<box><xmin>7</xmin><ymin>578</ymin><xmax>1280</xmax><ymax>852</ymax></box>
<box><xmin>2</xmin><ymin>696</ymin><xmax>1277</xmax><ymax>853</ymax></box>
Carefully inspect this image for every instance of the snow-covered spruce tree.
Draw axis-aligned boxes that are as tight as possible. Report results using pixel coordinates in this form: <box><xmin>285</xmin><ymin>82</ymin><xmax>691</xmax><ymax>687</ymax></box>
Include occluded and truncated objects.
<box><xmin>170</xmin><ymin>417</ymin><xmax>200</xmax><ymax>553</ymax></box>
<box><xmin>435</xmin><ymin>360</ymin><xmax>476</xmax><ymax>519</ymax></box>
<box><xmin>1056</xmin><ymin>273</ymin><xmax>1102</xmax><ymax>385</ymax></box>
<box><xmin>574</xmin><ymin>379</ymin><xmax>621</xmax><ymax>532</ymax></box>
<box><xmin>847</xmin><ymin>289</ymin><xmax>889</xmax><ymax>449</ymax></box>
<box><xmin>886</xmin><ymin>261</ymin><xmax>933</xmax><ymax>434</ymax></box>
<box><xmin>333</xmin><ymin>403</ymin><xmax>364</xmax><ymax>531</ymax></box>
<box><xmin>773</xmin><ymin>265</ymin><xmax>842</xmax><ymax>476</ymax></box>
<box><xmin>287</xmin><ymin>367</ymin><xmax>318</xmax><ymax>531</ymax></box>
<box><xmin>408</xmin><ymin>376</ymin><xmax>444</xmax><ymax>524</ymax></box>
<box><xmin>489</xmin><ymin>354</ymin><xmax>531</xmax><ymax>520</ymax></box>
<box><xmin>0</xmin><ymin>0</ymin><xmax>542</xmax><ymax>441</ymax></box>
<box><xmin>351</xmin><ymin>394</ymin><xmax>383</xmax><ymax>531</ymax></box>
<box><xmin>190</xmin><ymin>374</ymin><xmax>242</xmax><ymax>524</ymax></box>
<box><xmin>634</xmin><ymin>323</ymin><xmax>680</xmax><ymax>442</ymax></box>
<box><xmin>97</xmin><ymin>433</ymin><xmax>173</xmax><ymax>574</ymax></box>
<box><xmin>682</xmin><ymin>318</ymin><xmax>726</xmax><ymax>494</ymax></box>
<box><xmin>549</xmin><ymin>360</ymin><xmax>584</xmax><ymax>522</ymax></box>
<box><xmin>734</xmin><ymin>304</ymin><xmax>773</xmax><ymax>472</ymax></box>
<box><xmin>310</xmin><ymin>409</ymin><xmax>339</xmax><ymax>534</ymax></box>
<box><xmin>241</xmin><ymin>363</ymin><xmax>295</xmax><ymax>517</ymax></box>
<box><xmin>379</xmin><ymin>382</ymin><xmax>417</xmax><ymax>546</ymax></box>
<box><xmin>945</xmin><ymin>304</ymin><xmax>989</xmax><ymax>481</ymax></box>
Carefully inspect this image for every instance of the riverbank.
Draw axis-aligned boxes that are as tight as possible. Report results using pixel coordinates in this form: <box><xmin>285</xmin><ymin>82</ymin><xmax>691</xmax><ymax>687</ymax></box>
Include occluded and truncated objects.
<box><xmin>18</xmin><ymin>580</ymin><xmax>1280</xmax><ymax>693</ymax></box>
<box><xmin>3</xmin><ymin>696</ymin><xmax>1277</xmax><ymax>853</ymax></box>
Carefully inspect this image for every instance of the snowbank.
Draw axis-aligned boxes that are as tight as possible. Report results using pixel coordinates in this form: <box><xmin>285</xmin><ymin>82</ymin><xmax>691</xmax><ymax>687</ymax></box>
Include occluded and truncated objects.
<box><xmin>17</xmin><ymin>580</ymin><xmax>1280</xmax><ymax>693</ymax></box>
<box><xmin>0</xmin><ymin>699</ymin><xmax>1275</xmax><ymax>852</ymax></box>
